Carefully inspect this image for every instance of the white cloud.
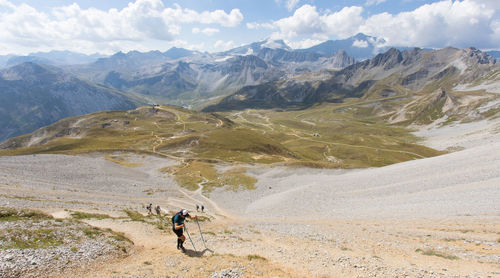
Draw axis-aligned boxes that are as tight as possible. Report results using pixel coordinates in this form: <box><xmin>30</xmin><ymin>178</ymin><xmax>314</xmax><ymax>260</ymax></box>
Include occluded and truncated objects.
<box><xmin>352</xmin><ymin>39</ymin><xmax>369</xmax><ymax>48</ymax></box>
<box><xmin>265</xmin><ymin>1</ymin><xmax>500</xmax><ymax>49</ymax></box>
<box><xmin>192</xmin><ymin>7</ymin><xmax>243</xmax><ymax>27</ymax></box>
<box><xmin>274</xmin><ymin>0</ymin><xmax>302</xmax><ymax>11</ymax></box>
<box><xmin>169</xmin><ymin>40</ymin><xmax>189</xmax><ymax>48</ymax></box>
<box><xmin>360</xmin><ymin>0</ymin><xmax>497</xmax><ymax>48</ymax></box>
<box><xmin>474</xmin><ymin>0</ymin><xmax>500</xmax><ymax>9</ymax></box>
<box><xmin>246</xmin><ymin>22</ymin><xmax>275</xmax><ymax>30</ymax></box>
<box><xmin>365</xmin><ymin>0</ymin><xmax>387</xmax><ymax>6</ymax></box>
<box><xmin>214</xmin><ymin>40</ymin><xmax>235</xmax><ymax>51</ymax></box>
<box><xmin>192</xmin><ymin>27</ymin><xmax>220</xmax><ymax>36</ymax></box>
<box><xmin>491</xmin><ymin>20</ymin><xmax>500</xmax><ymax>46</ymax></box>
<box><xmin>244</xmin><ymin>48</ymin><xmax>254</xmax><ymax>55</ymax></box>
<box><xmin>273</xmin><ymin>5</ymin><xmax>324</xmax><ymax>38</ymax></box>
<box><xmin>286</xmin><ymin>0</ymin><xmax>301</xmax><ymax>11</ymax></box>
<box><xmin>286</xmin><ymin>38</ymin><xmax>324</xmax><ymax>49</ymax></box>
<box><xmin>185</xmin><ymin>42</ymin><xmax>206</xmax><ymax>51</ymax></box>
<box><xmin>273</xmin><ymin>5</ymin><xmax>364</xmax><ymax>39</ymax></box>
<box><xmin>322</xmin><ymin>6</ymin><xmax>365</xmax><ymax>38</ymax></box>
<box><xmin>166</xmin><ymin>39</ymin><xmax>205</xmax><ymax>51</ymax></box>
<box><xmin>0</xmin><ymin>0</ymin><xmax>242</xmax><ymax>54</ymax></box>
<box><xmin>0</xmin><ymin>0</ymin><xmax>498</xmax><ymax>54</ymax></box>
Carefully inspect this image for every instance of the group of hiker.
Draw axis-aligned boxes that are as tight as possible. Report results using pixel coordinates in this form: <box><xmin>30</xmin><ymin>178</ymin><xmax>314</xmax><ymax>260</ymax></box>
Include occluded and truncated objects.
<box><xmin>146</xmin><ymin>203</ymin><xmax>162</xmax><ymax>215</ymax></box>
<box><xmin>196</xmin><ymin>204</ymin><xmax>205</xmax><ymax>212</ymax></box>
<box><xmin>146</xmin><ymin>203</ymin><xmax>206</xmax><ymax>215</ymax></box>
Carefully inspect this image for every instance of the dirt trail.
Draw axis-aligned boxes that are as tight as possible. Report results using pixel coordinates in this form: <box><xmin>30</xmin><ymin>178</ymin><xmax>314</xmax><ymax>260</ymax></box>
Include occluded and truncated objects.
<box><xmin>285</xmin><ymin>131</ymin><xmax>426</xmax><ymax>158</ymax></box>
<box><xmin>1</xmin><ymin>153</ymin><xmax>499</xmax><ymax>277</ymax></box>
<box><xmin>185</xmin><ymin>185</ymin><xmax>237</xmax><ymax>221</ymax></box>
<box><xmin>64</xmin><ymin>212</ymin><xmax>500</xmax><ymax>278</ymax></box>
<box><xmin>65</xmin><ymin>216</ymin><xmax>294</xmax><ymax>278</ymax></box>
<box><xmin>233</xmin><ymin>110</ymin><xmax>426</xmax><ymax>159</ymax></box>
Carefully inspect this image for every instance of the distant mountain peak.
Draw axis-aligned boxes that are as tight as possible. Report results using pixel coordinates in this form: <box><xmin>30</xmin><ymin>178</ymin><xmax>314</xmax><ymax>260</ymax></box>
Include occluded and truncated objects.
<box><xmin>1</xmin><ymin>51</ymin><xmax>108</xmax><ymax>67</ymax></box>
<box><xmin>175</xmin><ymin>60</ymin><xmax>192</xmax><ymax>71</ymax></box>
<box><xmin>1</xmin><ymin>62</ymin><xmax>57</xmax><ymax>81</ymax></box>
<box><xmin>164</xmin><ymin>47</ymin><xmax>195</xmax><ymax>59</ymax></box>
<box><xmin>0</xmin><ymin>62</ymin><xmax>138</xmax><ymax>142</ymax></box>
<box><xmin>261</xmin><ymin>38</ymin><xmax>291</xmax><ymax>50</ymax></box>
<box><xmin>224</xmin><ymin>38</ymin><xmax>292</xmax><ymax>56</ymax></box>
<box><xmin>352</xmin><ymin>33</ymin><xmax>369</xmax><ymax>40</ymax></box>
<box><xmin>12</xmin><ymin>61</ymin><xmax>46</xmax><ymax>70</ymax></box>
<box><xmin>111</xmin><ymin>51</ymin><xmax>126</xmax><ymax>58</ymax></box>
<box><xmin>464</xmin><ymin>47</ymin><xmax>496</xmax><ymax>64</ymax></box>
<box><xmin>298</xmin><ymin>33</ymin><xmax>389</xmax><ymax>60</ymax></box>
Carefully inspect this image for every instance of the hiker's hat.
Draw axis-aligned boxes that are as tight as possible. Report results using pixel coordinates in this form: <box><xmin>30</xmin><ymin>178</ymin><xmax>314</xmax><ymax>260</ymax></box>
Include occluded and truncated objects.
<box><xmin>181</xmin><ymin>209</ymin><xmax>188</xmax><ymax>216</ymax></box>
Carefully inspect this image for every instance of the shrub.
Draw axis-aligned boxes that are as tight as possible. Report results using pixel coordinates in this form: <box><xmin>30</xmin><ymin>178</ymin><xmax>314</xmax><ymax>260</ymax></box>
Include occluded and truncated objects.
<box><xmin>247</xmin><ymin>254</ymin><xmax>267</xmax><ymax>261</ymax></box>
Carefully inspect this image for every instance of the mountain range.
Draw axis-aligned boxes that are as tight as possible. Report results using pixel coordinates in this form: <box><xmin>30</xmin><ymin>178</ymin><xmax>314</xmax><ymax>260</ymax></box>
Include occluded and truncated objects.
<box><xmin>0</xmin><ymin>51</ymin><xmax>106</xmax><ymax>68</ymax></box>
<box><xmin>205</xmin><ymin>47</ymin><xmax>499</xmax><ymax>126</ymax></box>
<box><xmin>0</xmin><ymin>33</ymin><xmax>499</xmax><ymax>143</ymax></box>
<box><xmin>64</xmin><ymin>37</ymin><xmax>357</xmax><ymax>108</ymax></box>
<box><xmin>298</xmin><ymin>33</ymin><xmax>386</xmax><ymax>60</ymax></box>
<box><xmin>0</xmin><ymin>62</ymin><xmax>138</xmax><ymax>142</ymax></box>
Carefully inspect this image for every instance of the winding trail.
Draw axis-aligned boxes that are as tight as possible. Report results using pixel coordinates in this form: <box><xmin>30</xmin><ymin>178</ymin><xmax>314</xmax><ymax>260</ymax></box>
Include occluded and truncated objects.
<box><xmin>1</xmin><ymin>147</ymin><xmax>499</xmax><ymax>277</ymax></box>
<box><xmin>177</xmin><ymin>180</ymin><xmax>237</xmax><ymax>221</ymax></box>
<box><xmin>287</xmin><ymin>133</ymin><xmax>426</xmax><ymax>159</ymax></box>
<box><xmin>233</xmin><ymin>109</ymin><xmax>426</xmax><ymax>159</ymax></box>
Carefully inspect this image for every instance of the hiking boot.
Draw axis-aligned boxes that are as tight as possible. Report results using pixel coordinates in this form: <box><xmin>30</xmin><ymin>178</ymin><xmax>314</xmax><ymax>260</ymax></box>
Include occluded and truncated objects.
<box><xmin>180</xmin><ymin>246</ymin><xmax>186</xmax><ymax>252</ymax></box>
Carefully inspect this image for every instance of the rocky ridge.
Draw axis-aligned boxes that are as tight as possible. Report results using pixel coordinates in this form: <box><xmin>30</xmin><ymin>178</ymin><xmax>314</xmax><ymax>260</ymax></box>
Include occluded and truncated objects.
<box><xmin>204</xmin><ymin>47</ymin><xmax>500</xmax><ymax>127</ymax></box>
<box><xmin>68</xmin><ymin>39</ymin><xmax>356</xmax><ymax>109</ymax></box>
<box><xmin>0</xmin><ymin>62</ymin><xmax>139</xmax><ymax>142</ymax></box>
<box><xmin>0</xmin><ymin>209</ymin><xmax>131</xmax><ymax>278</ymax></box>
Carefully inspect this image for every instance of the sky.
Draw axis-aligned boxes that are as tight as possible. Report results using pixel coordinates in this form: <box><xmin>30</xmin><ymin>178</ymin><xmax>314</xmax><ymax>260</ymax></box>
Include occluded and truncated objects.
<box><xmin>0</xmin><ymin>0</ymin><xmax>499</xmax><ymax>55</ymax></box>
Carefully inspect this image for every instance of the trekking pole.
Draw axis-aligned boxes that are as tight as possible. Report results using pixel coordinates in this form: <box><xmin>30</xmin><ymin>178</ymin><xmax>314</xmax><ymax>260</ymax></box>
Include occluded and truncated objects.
<box><xmin>184</xmin><ymin>225</ymin><xmax>196</xmax><ymax>251</ymax></box>
<box><xmin>196</xmin><ymin>218</ymin><xmax>207</xmax><ymax>249</ymax></box>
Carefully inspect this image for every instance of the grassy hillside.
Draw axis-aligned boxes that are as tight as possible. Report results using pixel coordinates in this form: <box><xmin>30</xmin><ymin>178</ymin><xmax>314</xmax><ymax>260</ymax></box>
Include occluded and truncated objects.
<box><xmin>0</xmin><ymin>62</ymin><xmax>140</xmax><ymax>142</ymax></box>
<box><xmin>0</xmin><ymin>105</ymin><xmax>443</xmax><ymax>192</ymax></box>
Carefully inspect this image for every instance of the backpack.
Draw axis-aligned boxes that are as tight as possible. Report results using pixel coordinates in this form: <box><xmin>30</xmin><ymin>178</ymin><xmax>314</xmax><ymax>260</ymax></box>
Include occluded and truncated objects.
<box><xmin>171</xmin><ymin>211</ymin><xmax>181</xmax><ymax>227</ymax></box>
<box><xmin>171</xmin><ymin>214</ymin><xmax>176</xmax><ymax>226</ymax></box>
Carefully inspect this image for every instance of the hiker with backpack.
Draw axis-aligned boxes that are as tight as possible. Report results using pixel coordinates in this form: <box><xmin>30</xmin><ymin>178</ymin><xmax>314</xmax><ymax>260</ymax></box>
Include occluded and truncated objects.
<box><xmin>172</xmin><ymin>209</ymin><xmax>197</xmax><ymax>252</ymax></box>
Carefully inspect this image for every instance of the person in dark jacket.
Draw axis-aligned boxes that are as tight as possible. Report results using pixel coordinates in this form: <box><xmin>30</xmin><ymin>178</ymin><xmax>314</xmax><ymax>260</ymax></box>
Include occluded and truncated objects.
<box><xmin>172</xmin><ymin>209</ymin><xmax>197</xmax><ymax>252</ymax></box>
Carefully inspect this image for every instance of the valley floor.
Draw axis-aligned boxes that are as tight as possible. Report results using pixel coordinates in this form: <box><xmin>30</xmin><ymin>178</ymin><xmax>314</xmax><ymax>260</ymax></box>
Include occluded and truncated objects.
<box><xmin>1</xmin><ymin>119</ymin><xmax>500</xmax><ymax>277</ymax></box>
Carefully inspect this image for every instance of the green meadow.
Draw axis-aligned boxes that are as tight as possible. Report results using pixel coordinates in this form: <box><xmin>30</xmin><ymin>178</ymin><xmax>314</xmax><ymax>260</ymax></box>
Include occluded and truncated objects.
<box><xmin>0</xmin><ymin>104</ymin><xmax>443</xmax><ymax>192</ymax></box>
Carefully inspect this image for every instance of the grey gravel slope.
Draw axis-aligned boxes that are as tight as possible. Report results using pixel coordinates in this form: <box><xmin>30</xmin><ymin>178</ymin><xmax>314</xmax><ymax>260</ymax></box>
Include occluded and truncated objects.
<box><xmin>211</xmin><ymin>140</ymin><xmax>500</xmax><ymax>219</ymax></box>
<box><xmin>0</xmin><ymin>154</ymin><xmax>180</xmax><ymax>212</ymax></box>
